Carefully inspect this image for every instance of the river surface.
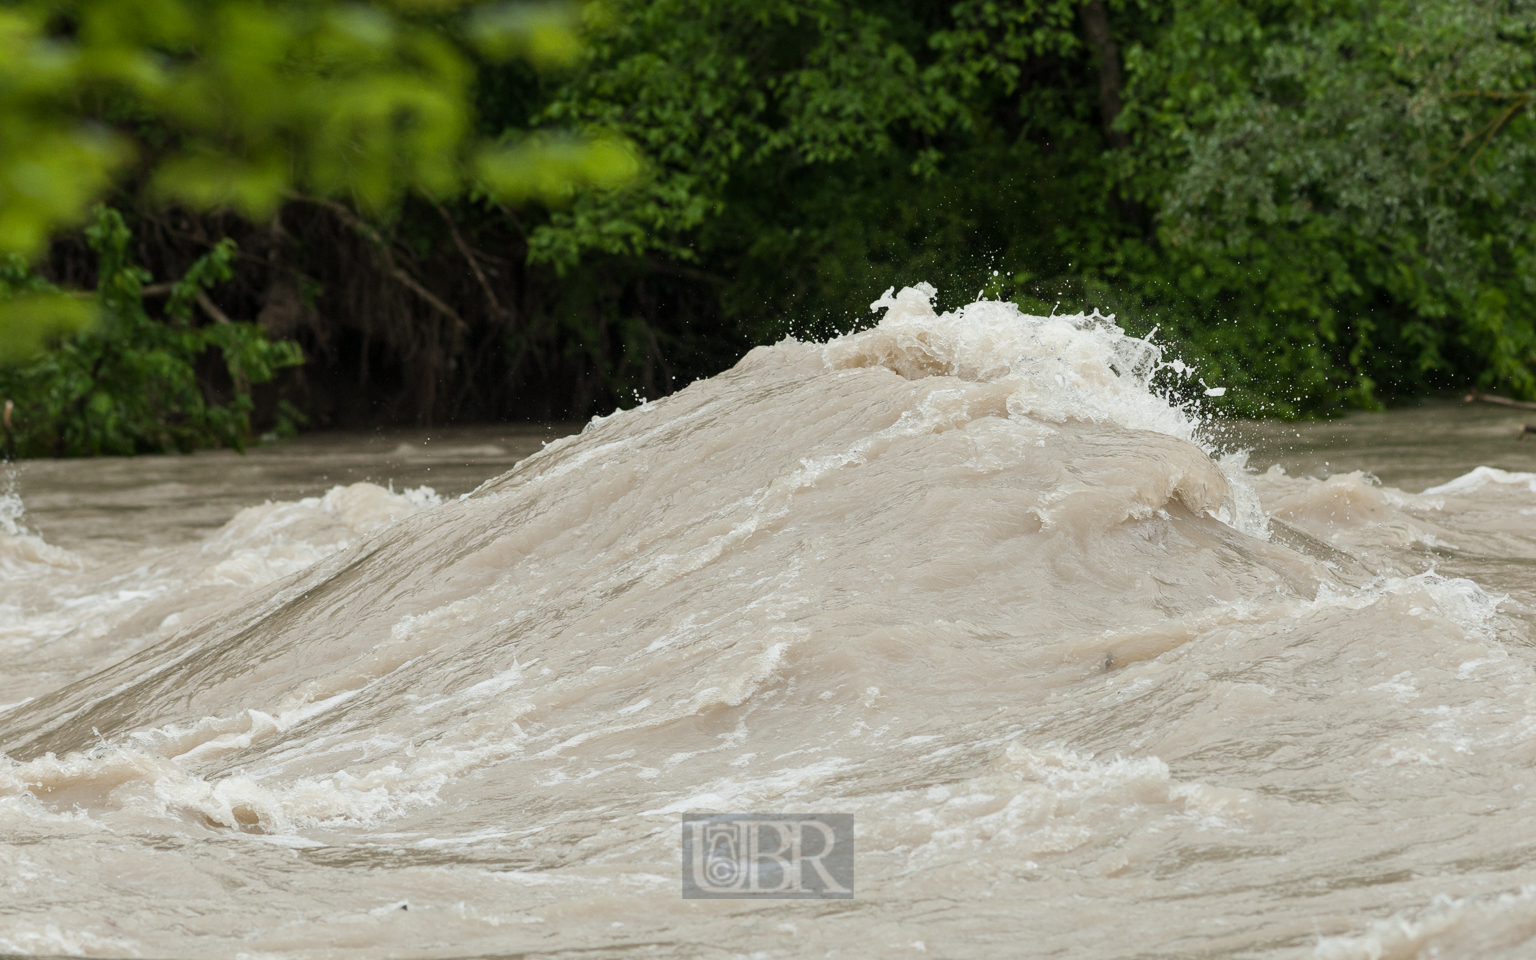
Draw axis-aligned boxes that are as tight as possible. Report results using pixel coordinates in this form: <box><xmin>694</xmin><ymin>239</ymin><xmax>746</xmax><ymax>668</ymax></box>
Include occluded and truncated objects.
<box><xmin>6</xmin><ymin>286</ymin><xmax>1536</xmax><ymax>959</ymax></box>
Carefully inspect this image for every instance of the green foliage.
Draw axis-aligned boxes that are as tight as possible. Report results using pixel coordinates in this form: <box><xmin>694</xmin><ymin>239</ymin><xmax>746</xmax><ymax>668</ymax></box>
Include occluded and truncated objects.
<box><xmin>9</xmin><ymin>0</ymin><xmax>1536</xmax><ymax>430</ymax></box>
<box><xmin>531</xmin><ymin>0</ymin><xmax>946</xmax><ymax>268</ymax></box>
<box><xmin>0</xmin><ymin>257</ymin><xmax>94</xmax><ymax>365</ymax></box>
<box><xmin>1101</xmin><ymin>0</ymin><xmax>1536</xmax><ymax>411</ymax></box>
<box><xmin>524</xmin><ymin>0</ymin><xmax>1536</xmax><ymax>415</ymax></box>
<box><xmin>0</xmin><ymin>208</ymin><xmax>302</xmax><ymax>457</ymax></box>
<box><xmin>0</xmin><ymin>0</ymin><xmax>637</xmax><ymax>364</ymax></box>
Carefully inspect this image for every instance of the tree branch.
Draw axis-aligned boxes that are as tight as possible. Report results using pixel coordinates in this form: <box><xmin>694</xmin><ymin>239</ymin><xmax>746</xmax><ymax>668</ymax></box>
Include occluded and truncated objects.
<box><xmin>292</xmin><ymin>194</ymin><xmax>467</xmax><ymax>331</ymax></box>
<box><xmin>435</xmin><ymin>202</ymin><xmax>506</xmax><ymax>319</ymax></box>
<box><xmin>1465</xmin><ymin>390</ymin><xmax>1536</xmax><ymax>410</ymax></box>
<box><xmin>196</xmin><ymin>290</ymin><xmax>232</xmax><ymax>324</ymax></box>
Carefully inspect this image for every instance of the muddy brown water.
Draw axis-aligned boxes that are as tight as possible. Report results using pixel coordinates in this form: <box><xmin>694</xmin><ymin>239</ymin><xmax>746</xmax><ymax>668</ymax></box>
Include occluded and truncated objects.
<box><xmin>6</xmin><ymin>289</ymin><xmax>1536</xmax><ymax>959</ymax></box>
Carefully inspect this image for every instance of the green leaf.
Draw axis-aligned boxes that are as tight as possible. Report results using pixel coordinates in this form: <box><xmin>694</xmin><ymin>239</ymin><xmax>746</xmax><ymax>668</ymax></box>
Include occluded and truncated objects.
<box><xmin>0</xmin><ymin>294</ymin><xmax>96</xmax><ymax>365</ymax></box>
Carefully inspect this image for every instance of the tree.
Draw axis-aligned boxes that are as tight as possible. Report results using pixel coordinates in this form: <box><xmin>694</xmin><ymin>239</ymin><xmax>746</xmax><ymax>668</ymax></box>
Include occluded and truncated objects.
<box><xmin>10</xmin><ymin>0</ymin><xmax>1534</xmax><ymax>438</ymax></box>
<box><xmin>531</xmin><ymin>0</ymin><xmax>1536</xmax><ymax>415</ymax></box>
<box><xmin>1126</xmin><ymin>0</ymin><xmax>1536</xmax><ymax>408</ymax></box>
<box><xmin>0</xmin><ymin>0</ymin><xmax>638</xmax><ymax>361</ymax></box>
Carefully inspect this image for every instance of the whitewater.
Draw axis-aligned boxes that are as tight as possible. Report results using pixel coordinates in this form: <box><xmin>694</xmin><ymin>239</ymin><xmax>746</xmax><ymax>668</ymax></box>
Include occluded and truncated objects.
<box><xmin>5</xmin><ymin>284</ymin><xmax>1536</xmax><ymax>958</ymax></box>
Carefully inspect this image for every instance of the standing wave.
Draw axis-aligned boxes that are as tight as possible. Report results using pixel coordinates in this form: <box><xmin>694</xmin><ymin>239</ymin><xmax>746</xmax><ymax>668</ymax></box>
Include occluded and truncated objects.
<box><xmin>2</xmin><ymin>287</ymin><xmax>1535</xmax><ymax>959</ymax></box>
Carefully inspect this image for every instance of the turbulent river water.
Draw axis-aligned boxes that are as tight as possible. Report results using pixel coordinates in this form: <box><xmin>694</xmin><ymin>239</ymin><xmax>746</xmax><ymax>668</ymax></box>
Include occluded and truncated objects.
<box><xmin>7</xmin><ymin>285</ymin><xmax>1536</xmax><ymax>959</ymax></box>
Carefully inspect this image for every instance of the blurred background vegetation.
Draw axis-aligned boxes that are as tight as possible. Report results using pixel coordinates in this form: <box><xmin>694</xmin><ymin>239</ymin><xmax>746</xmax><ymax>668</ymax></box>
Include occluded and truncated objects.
<box><xmin>2</xmin><ymin>0</ymin><xmax>1533</xmax><ymax>455</ymax></box>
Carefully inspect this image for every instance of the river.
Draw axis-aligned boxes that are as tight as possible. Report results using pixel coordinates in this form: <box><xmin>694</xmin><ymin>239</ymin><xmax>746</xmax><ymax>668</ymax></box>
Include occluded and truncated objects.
<box><xmin>4</xmin><ymin>285</ymin><xmax>1536</xmax><ymax>959</ymax></box>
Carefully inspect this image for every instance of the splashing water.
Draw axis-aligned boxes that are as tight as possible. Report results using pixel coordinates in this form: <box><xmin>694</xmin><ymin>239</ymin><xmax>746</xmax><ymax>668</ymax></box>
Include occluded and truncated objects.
<box><xmin>4</xmin><ymin>287</ymin><xmax>1536</xmax><ymax>958</ymax></box>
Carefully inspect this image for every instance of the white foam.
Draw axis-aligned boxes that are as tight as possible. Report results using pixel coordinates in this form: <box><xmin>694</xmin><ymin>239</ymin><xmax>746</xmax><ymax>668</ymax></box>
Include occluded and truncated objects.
<box><xmin>826</xmin><ymin>284</ymin><xmax>1266</xmax><ymax>538</ymax></box>
<box><xmin>1315</xmin><ymin>887</ymin><xmax>1536</xmax><ymax>959</ymax></box>
<box><xmin>0</xmin><ymin>489</ymin><xmax>83</xmax><ymax>572</ymax></box>
<box><xmin>837</xmin><ymin>284</ymin><xmax>1203</xmax><ymax>440</ymax></box>
<box><xmin>1314</xmin><ymin>571</ymin><xmax>1507</xmax><ymax>638</ymax></box>
<box><xmin>1424</xmin><ymin>466</ymin><xmax>1536</xmax><ymax>496</ymax></box>
<box><xmin>853</xmin><ymin>743</ymin><xmax>1255</xmax><ymax>869</ymax></box>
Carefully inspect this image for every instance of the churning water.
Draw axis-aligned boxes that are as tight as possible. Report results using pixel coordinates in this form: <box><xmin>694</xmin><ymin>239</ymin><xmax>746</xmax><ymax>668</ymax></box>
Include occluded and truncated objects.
<box><xmin>6</xmin><ymin>285</ymin><xmax>1536</xmax><ymax>958</ymax></box>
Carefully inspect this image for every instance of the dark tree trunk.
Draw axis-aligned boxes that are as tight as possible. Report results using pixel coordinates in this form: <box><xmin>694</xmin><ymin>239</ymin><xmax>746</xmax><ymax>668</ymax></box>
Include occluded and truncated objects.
<box><xmin>1080</xmin><ymin>0</ymin><xmax>1128</xmax><ymax>149</ymax></box>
